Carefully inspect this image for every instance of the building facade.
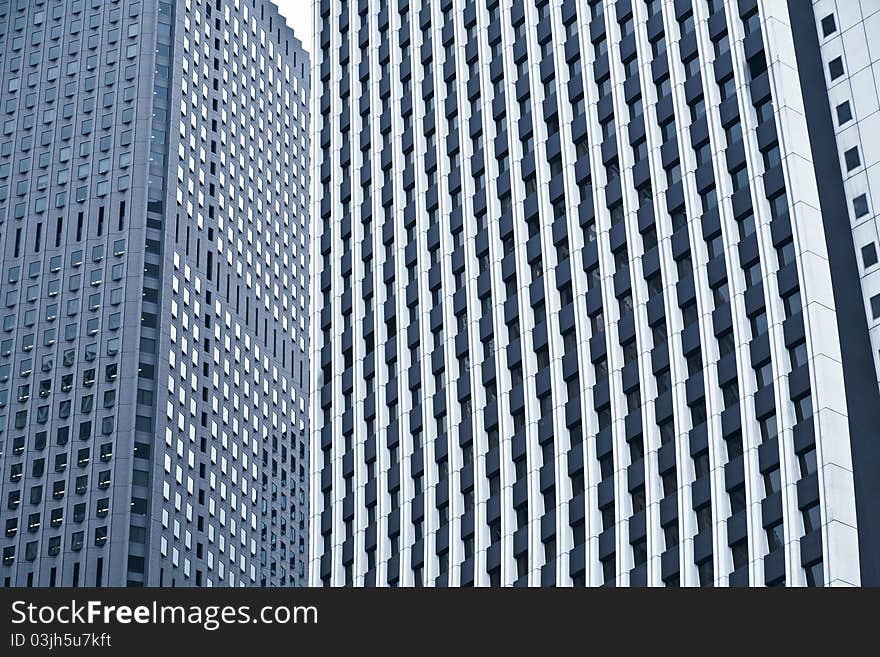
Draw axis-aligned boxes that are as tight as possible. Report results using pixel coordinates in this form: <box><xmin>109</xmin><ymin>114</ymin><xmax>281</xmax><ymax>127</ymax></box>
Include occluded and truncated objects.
<box><xmin>0</xmin><ymin>0</ymin><xmax>310</xmax><ymax>587</ymax></box>
<box><xmin>809</xmin><ymin>1</ymin><xmax>880</xmax><ymax>395</ymax></box>
<box><xmin>309</xmin><ymin>0</ymin><xmax>880</xmax><ymax>587</ymax></box>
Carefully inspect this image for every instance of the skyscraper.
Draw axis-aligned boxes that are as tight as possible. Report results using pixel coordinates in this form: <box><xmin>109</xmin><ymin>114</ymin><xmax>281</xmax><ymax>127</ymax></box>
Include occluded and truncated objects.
<box><xmin>309</xmin><ymin>0</ymin><xmax>880</xmax><ymax>587</ymax></box>
<box><xmin>0</xmin><ymin>0</ymin><xmax>310</xmax><ymax>587</ymax></box>
<box><xmin>806</xmin><ymin>1</ymin><xmax>880</xmax><ymax>395</ymax></box>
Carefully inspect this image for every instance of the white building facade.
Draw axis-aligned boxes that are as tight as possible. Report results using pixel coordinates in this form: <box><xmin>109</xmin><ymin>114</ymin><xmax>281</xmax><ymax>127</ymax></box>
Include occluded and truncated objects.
<box><xmin>309</xmin><ymin>0</ymin><xmax>880</xmax><ymax>587</ymax></box>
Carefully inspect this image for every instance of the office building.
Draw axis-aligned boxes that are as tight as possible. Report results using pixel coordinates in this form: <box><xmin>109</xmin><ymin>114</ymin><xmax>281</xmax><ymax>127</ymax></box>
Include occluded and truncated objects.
<box><xmin>0</xmin><ymin>0</ymin><xmax>310</xmax><ymax>587</ymax></box>
<box><xmin>309</xmin><ymin>0</ymin><xmax>880</xmax><ymax>586</ymax></box>
<box><xmin>808</xmin><ymin>1</ymin><xmax>880</xmax><ymax>388</ymax></box>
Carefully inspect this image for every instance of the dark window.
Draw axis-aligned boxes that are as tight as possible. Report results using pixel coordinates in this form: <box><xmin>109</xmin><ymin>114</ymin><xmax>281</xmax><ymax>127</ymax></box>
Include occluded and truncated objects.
<box><xmin>729</xmin><ymin>485</ymin><xmax>746</xmax><ymax>513</ymax></box>
<box><xmin>696</xmin><ymin>505</ymin><xmax>712</xmax><ymax>533</ymax></box>
<box><xmin>789</xmin><ymin>341</ymin><xmax>809</xmax><ymax>370</ymax></box>
<box><xmin>697</xmin><ymin>558</ymin><xmax>713</xmax><ymax>587</ymax></box>
<box><xmin>759</xmin><ymin>413</ymin><xmax>778</xmax><ymax>443</ymax></box>
<box><xmin>862</xmin><ymin>243</ymin><xmax>878</xmax><ymax>269</ymax></box>
<box><xmin>743</xmin><ymin>9</ymin><xmax>760</xmax><ymax>36</ymax></box>
<box><xmin>853</xmin><ymin>194</ymin><xmax>870</xmax><ymax>218</ymax></box>
<box><xmin>802</xmin><ymin>502</ymin><xmax>821</xmax><ymax>533</ymax></box>
<box><xmin>662</xmin><ymin>469</ymin><xmax>677</xmax><ymax>498</ymax></box>
<box><xmin>821</xmin><ymin>14</ymin><xmax>836</xmax><ymax>37</ymax></box>
<box><xmin>845</xmin><ymin>147</ymin><xmax>861</xmax><ymax>171</ymax></box>
<box><xmin>766</xmin><ymin>520</ymin><xmax>785</xmax><ymax>551</ymax></box>
<box><xmin>798</xmin><ymin>447</ymin><xmax>818</xmax><ymax>477</ymax></box>
<box><xmin>601</xmin><ymin>555</ymin><xmax>615</xmax><ymax>583</ymax></box>
<box><xmin>836</xmin><ymin>101</ymin><xmax>852</xmax><ymax>125</ymax></box>
<box><xmin>631</xmin><ymin>486</ymin><xmax>646</xmax><ymax>513</ymax></box>
<box><xmin>693</xmin><ymin>452</ymin><xmax>710</xmax><ymax>479</ymax></box>
<box><xmin>828</xmin><ymin>56</ymin><xmax>844</xmax><ymax>80</ymax></box>
<box><xmin>600</xmin><ymin>505</ymin><xmax>615</xmax><ymax>533</ymax></box>
<box><xmin>763</xmin><ymin>466</ymin><xmax>781</xmax><ymax>496</ymax></box>
<box><xmin>776</xmin><ymin>239</ymin><xmax>795</xmax><ymax>267</ymax></box>
<box><xmin>725</xmin><ymin>431</ymin><xmax>743</xmax><ymax>459</ymax></box>
<box><xmin>632</xmin><ymin>538</ymin><xmax>647</xmax><ymax>566</ymax></box>
<box><xmin>805</xmin><ymin>560</ymin><xmax>824</xmax><ymax>587</ymax></box>
<box><xmin>731</xmin><ymin>538</ymin><xmax>749</xmax><ymax>570</ymax></box>
<box><xmin>794</xmin><ymin>394</ymin><xmax>813</xmax><ymax>423</ymax></box>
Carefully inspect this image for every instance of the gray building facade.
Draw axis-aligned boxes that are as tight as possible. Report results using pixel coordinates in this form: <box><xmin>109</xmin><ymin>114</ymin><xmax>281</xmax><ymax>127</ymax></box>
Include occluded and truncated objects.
<box><xmin>0</xmin><ymin>0</ymin><xmax>310</xmax><ymax>587</ymax></box>
<box><xmin>309</xmin><ymin>0</ymin><xmax>880</xmax><ymax>587</ymax></box>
